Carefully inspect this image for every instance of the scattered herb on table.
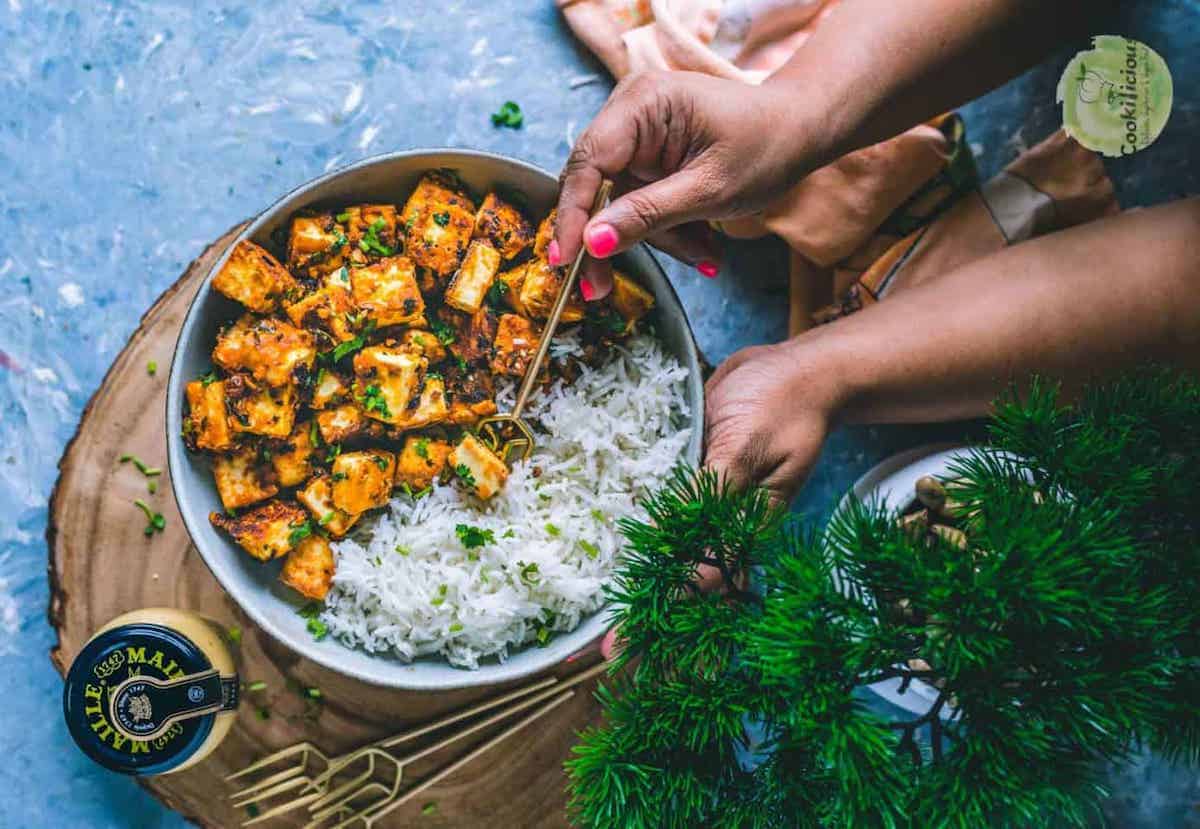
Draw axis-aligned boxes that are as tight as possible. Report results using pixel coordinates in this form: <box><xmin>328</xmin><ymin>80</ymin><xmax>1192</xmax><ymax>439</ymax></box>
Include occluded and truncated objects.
<box><xmin>246</xmin><ymin>680</ymin><xmax>267</xmax><ymax>692</ymax></box>
<box><xmin>147</xmin><ymin>479</ymin><xmax>158</xmax><ymax>495</ymax></box>
<box><xmin>299</xmin><ymin>603</ymin><xmax>329</xmax><ymax>641</ymax></box>
<box><xmin>120</xmin><ymin>453</ymin><xmax>162</xmax><ymax>477</ymax></box>
<box><xmin>490</xmin><ymin>100</ymin><xmax>523</xmax><ymax>129</ymax></box>
<box><xmin>225</xmin><ymin>625</ymin><xmax>242</xmax><ymax>645</ymax></box>
<box><xmin>134</xmin><ymin>499</ymin><xmax>166</xmax><ymax>535</ymax></box>
<box><xmin>146</xmin><ymin>360</ymin><xmax>157</xmax><ymax>376</ymax></box>
<box><xmin>421</xmin><ymin>802</ymin><xmax>438</xmax><ymax>816</ymax></box>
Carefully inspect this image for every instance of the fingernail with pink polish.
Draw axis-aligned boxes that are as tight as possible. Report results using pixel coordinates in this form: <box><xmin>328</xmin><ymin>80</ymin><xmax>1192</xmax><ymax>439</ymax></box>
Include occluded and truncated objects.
<box><xmin>585</xmin><ymin>223</ymin><xmax>618</xmax><ymax>258</ymax></box>
<box><xmin>580</xmin><ymin>278</ymin><xmax>596</xmax><ymax>302</ymax></box>
<box><xmin>547</xmin><ymin>239</ymin><xmax>562</xmax><ymax>266</ymax></box>
<box><xmin>697</xmin><ymin>260</ymin><xmax>719</xmax><ymax>279</ymax></box>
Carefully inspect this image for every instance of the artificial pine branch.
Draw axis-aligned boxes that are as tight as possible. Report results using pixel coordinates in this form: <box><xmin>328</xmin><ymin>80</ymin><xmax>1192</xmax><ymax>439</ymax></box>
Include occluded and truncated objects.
<box><xmin>567</xmin><ymin>368</ymin><xmax>1200</xmax><ymax>828</ymax></box>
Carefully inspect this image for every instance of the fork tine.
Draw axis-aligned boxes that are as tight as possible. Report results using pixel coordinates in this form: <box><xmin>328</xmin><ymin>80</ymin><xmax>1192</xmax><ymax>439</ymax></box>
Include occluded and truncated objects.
<box><xmin>309</xmin><ymin>778</ymin><xmax>395</xmax><ymax>825</ymax></box>
<box><xmin>308</xmin><ymin>750</ymin><xmax>388</xmax><ymax>812</ymax></box>
<box><xmin>228</xmin><ymin>760</ymin><xmax>320</xmax><ymax>801</ymax></box>
<box><xmin>239</xmin><ymin>788</ymin><xmax>327</xmax><ymax>827</ymax></box>
<box><xmin>225</xmin><ymin>741</ymin><xmax>323</xmax><ymax>781</ymax></box>
<box><xmin>230</xmin><ymin>774</ymin><xmax>316</xmax><ymax>807</ymax></box>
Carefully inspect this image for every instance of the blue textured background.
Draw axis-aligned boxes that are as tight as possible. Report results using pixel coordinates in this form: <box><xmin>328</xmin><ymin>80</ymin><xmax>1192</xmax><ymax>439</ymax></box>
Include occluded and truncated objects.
<box><xmin>1</xmin><ymin>2</ymin><xmax>1197</xmax><ymax>826</ymax></box>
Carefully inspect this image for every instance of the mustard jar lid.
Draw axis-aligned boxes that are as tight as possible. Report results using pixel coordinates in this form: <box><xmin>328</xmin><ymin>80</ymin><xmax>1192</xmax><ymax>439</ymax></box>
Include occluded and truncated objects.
<box><xmin>63</xmin><ymin>620</ymin><xmax>239</xmax><ymax>776</ymax></box>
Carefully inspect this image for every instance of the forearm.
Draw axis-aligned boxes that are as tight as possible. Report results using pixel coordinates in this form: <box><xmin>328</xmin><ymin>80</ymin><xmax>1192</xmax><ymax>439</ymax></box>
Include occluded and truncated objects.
<box><xmin>793</xmin><ymin>200</ymin><xmax>1200</xmax><ymax>424</ymax></box>
<box><xmin>765</xmin><ymin>0</ymin><xmax>1095</xmax><ymax>170</ymax></box>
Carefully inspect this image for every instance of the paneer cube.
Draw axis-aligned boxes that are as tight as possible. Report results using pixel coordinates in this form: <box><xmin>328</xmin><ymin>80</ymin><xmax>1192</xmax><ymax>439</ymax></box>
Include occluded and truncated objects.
<box><xmin>297</xmin><ymin>474</ymin><xmax>360</xmax><ymax>537</ymax></box>
<box><xmin>449</xmin><ymin>434</ymin><xmax>509</xmax><ymax>500</ymax></box>
<box><xmin>212</xmin><ymin>314</ymin><xmax>316</xmax><ymax>388</ymax></box>
<box><xmin>225</xmin><ymin>374</ymin><xmax>297</xmax><ymax>438</ymax></box>
<box><xmin>310</xmin><ymin>368</ymin><xmax>350</xmax><ymax>410</ymax></box>
<box><xmin>533</xmin><ymin>209</ymin><xmax>556</xmax><ymax>259</ymax></box>
<box><xmin>316</xmin><ymin>402</ymin><xmax>384</xmax><ymax>445</ymax></box>
<box><xmin>391</xmin><ymin>375</ymin><xmax>448</xmax><ymax>430</ymax></box>
<box><xmin>496</xmin><ymin>263</ymin><xmax>530</xmax><ymax>316</ymax></box>
<box><xmin>440</xmin><ymin>307</ymin><xmax>498</xmax><ymax>366</ymax></box>
<box><xmin>287</xmin><ymin>214</ymin><xmax>348</xmax><ymax>280</ymax></box>
<box><xmin>518</xmin><ymin>259</ymin><xmax>584</xmax><ymax>322</ymax></box>
<box><xmin>280</xmin><ymin>534</ymin><xmax>336</xmax><ymax>600</ymax></box>
<box><xmin>211</xmin><ymin>445</ymin><xmax>279</xmax><ymax>511</ymax></box>
<box><xmin>445</xmin><ymin>364</ymin><xmax>498</xmax><ymax>424</ymax></box>
<box><xmin>185</xmin><ymin>378</ymin><xmax>234</xmax><ymax>452</ymax></box>
<box><xmin>212</xmin><ymin>240</ymin><xmax>299</xmax><ymax>314</ymax></box>
<box><xmin>397</xmin><ymin>329</ymin><xmax>447</xmax><ymax>363</ymax></box>
<box><xmin>473</xmin><ymin>192</ymin><xmax>534</xmax><ymax>260</ymax></box>
<box><xmin>210</xmin><ymin>499</ymin><xmax>309</xmax><ymax>561</ymax></box>
<box><xmin>350</xmin><ymin>256</ymin><xmax>425</xmax><ymax>328</ymax></box>
<box><xmin>444</xmin><ymin>240</ymin><xmax>501</xmax><ymax>314</ymax></box>
<box><xmin>491</xmin><ymin>313</ymin><xmax>540</xmax><ymax>377</ymax></box>
<box><xmin>610</xmin><ymin>270</ymin><xmax>656</xmax><ymax>330</ymax></box>
<box><xmin>284</xmin><ymin>276</ymin><xmax>357</xmax><ymax>343</ymax></box>
<box><xmin>340</xmin><ymin>204</ymin><xmax>400</xmax><ymax>254</ymax></box>
<box><xmin>330</xmin><ymin>450</ymin><xmax>395</xmax><ymax>514</ymax></box>
<box><xmin>400</xmin><ymin>173</ymin><xmax>476</xmax><ymax>278</ymax></box>
<box><xmin>395</xmin><ymin>435</ymin><xmax>453</xmax><ymax>493</ymax></box>
<box><xmin>352</xmin><ymin>346</ymin><xmax>425</xmax><ymax>425</ymax></box>
<box><xmin>271</xmin><ymin>420</ymin><xmax>316</xmax><ymax>488</ymax></box>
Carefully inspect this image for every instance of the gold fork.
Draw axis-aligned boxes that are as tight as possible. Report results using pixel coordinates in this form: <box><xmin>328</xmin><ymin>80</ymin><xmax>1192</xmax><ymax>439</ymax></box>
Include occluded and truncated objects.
<box><xmin>478</xmin><ymin>179</ymin><xmax>614</xmax><ymax>462</ymax></box>
<box><xmin>227</xmin><ymin>662</ymin><xmax>608</xmax><ymax>825</ymax></box>
<box><xmin>227</xmin><ymin>675</ymin><xmax>557</xmax><ymax>824</ymax></box>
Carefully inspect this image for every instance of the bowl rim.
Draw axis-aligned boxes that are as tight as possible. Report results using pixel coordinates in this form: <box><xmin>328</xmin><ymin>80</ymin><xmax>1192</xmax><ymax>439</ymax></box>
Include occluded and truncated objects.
<box><xmin>166</xmin><ymin>147</ymin><xmax>703</xmax><ymax>689</ymax></box>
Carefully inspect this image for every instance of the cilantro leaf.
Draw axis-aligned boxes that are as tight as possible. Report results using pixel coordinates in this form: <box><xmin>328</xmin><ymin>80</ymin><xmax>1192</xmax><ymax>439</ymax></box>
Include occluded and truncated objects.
<box><xmin>490</xmin><ymin>100</ymin><xmax>524</xmax><ymax>129</ymax></box>
<box><xmin>455</xmin><ymin>523</ymin><xmax>496</xmax><ymax>549</ymax></box>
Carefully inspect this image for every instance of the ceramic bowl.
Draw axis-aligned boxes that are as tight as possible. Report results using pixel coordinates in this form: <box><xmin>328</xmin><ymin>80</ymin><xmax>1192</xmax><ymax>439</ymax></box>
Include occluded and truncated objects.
<box><xmin>835</xmin><ymin>443</ymin><xmax>970</xmax><ymax>717</ymax></box>
<box><xmin>166</xmin><ymin>149</ymin><xmax>704</xmax><ymax>689</ymax></box>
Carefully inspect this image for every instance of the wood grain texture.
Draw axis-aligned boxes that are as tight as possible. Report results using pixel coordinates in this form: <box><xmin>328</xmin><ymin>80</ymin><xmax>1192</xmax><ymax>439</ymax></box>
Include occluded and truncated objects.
<box><xmin>47</xmin><ymin>224</ymin><xmax>604</xmax><ymax>828</ymax></box>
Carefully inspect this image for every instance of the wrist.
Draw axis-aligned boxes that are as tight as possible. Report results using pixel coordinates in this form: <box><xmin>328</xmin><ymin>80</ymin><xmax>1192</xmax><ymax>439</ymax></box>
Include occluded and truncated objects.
<box><xmin>775</xmin><ymin>328</ymin><xmax>860</xmax><ymax>427</ymax></box>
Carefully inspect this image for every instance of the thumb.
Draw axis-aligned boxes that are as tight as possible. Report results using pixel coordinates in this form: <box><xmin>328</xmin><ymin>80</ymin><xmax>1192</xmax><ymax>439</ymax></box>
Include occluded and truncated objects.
<box><xmin>583</xmin><ymin>166</ymin><xmax>718</xmax><ymax>259</ymax></box>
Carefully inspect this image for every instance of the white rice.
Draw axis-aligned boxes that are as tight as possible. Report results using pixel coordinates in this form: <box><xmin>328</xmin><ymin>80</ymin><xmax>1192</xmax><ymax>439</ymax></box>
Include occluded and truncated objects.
<box><xmin>322</xmin><ymin>333</ymin><xmax>692</xmax><ymax>668</ymax></box>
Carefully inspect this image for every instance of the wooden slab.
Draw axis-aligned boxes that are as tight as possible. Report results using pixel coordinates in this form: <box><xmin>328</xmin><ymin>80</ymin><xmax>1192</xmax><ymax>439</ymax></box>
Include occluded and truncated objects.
<box><xmin>47</xmin><ymin>224</ymin><xmax>604</xmax><ymax>828</ymax></box>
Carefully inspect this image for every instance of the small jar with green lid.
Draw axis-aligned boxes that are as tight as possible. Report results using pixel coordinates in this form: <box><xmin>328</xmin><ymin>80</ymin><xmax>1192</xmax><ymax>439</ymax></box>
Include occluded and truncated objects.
<box><xmin>63</xmin><ymin>607</ymin><xmax>240</xmax><ymax>776</ymax></box>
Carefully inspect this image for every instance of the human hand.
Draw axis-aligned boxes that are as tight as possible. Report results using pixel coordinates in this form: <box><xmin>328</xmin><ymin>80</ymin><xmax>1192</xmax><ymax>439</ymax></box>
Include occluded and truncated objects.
<box><xmin>703</xmin><ymin>339</ymin><xmax>840</xmax><ymax>506</ymax></box>
<box><xmin>553</xmin><ymin>70</ymin><xmax>820</xmax><ymax>299</ymax></box>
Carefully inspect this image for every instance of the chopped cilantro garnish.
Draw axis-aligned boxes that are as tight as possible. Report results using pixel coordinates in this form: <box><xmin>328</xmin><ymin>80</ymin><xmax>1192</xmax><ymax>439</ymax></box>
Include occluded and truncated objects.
<box><xmin>133</xmin><ymin>499</ymin><xmax>166</xmax><ymax>536</ymax></box>
<box><xmin>335</xmin><ymin>210</ymin><xmax>352</xmax><ymax>223</ymax></box>
<box><xmin>147</xmin><ymin>480</ymin><xmax>158</xmax><ymax>494</ymax></box>
<box><xmin>309</xmin><ymin>419</ymin><xmax>321</xmax><ymax>447</ymax></box>
<box><xmin>199</xmin><ymin>370</ymin><xmax>218</xmax><ymax>387</ymax></box>
<box><xmin>490</xmin><ymin>100</ymin><xmax>524</xmax><ymax>129</ymax></box>
<box><xmin>485</xmin><ymin>277</ymin><xmax>509</xmax><ymax>307</ymax></box>
<box><xmin>449</xmin><ymin>622</ymin><xmax>463</xmax><ymax>633</ymax></box>
<box><xmin>455</xmin><ymin>354</ymin><xmax>469</xmax><ymax>372</ymax></box>
<box><xmin>579</xmin><ymin>539</ymin><xmax>600</xmax><ymax>559</ymax></box>
<box><xmin>326</xmin><ymin>444</ymin><xmax>342</xmax><ymax>463</ymax></box>
<box><xmin>455</xmin><ymin>523</ymin><xmax>495</xmax><ymax>549</ymax></box>
<box><xmin>330</xmin><ymin>229</ymin><xmax>348</xmax><ymax>250</ymax></box>
<box><xmin>395</xmin><ymin>543</ymin><xmax>411</xmax><ymax>556</ymax></box>
<box><xmin>288</xmin><ymin>520</ymin><xmax>314</xmax><ymax>546</ymax></box>
<box><xmin>146</xmin><ymin>360</ymin><xmax>157</xmax><ymax>376</ymax></box>
<box><xmin>319</xmin><ymin>511</ymin><xmax>335</xmax><ymax>526</ymax></box>
<box><xmin>537</xmin><ymin>626</ymin><xmax>551</xmax><ymax>645</ymax></box>
<box><xmin>415</xmin><ymin>437</ymin><xmax>430</xmax><ymax>459</ymax></box>
<box><xmin>432</xmin><ymin>211</ymin><xmax>450</xmax><ymax>227</ymax></box>
<box><xmin>305</xmin><ymin>686</ymin><xmax>322</xmax><ymax>699</ymax></box>
<box><xmin>431</xmin><ymin>583</ymin><xmax>448</xmax><ymax>606</ymax></box>
<box><xmin>421</xmin><ymin>802</ymin><xmax>438</xmax><ymax>816</ymax></box>
<box><xmin>331</xmin><ymin>334</ymin><xmax>366</xmax><ymax>362</ymax></box>
<box><xmin>360</xmin><ymin>217</ymin><xmax>394</xmax><ymax>256</ymax></box>
<box><xmin>502</xmin><ymin>528</ymin><xmax>515</xmax><ymax>539</ymax></box>
<box><xmin>225</xmin><ymin>625</ymin><xmax>242</xmax><ymax>645</ymax></box>
<box><xmin>519</xmin><ymin>561</ymin><xmax>540</xmax><ymax>584</ymax></box>
<box><xmin>544</xmin><ymin>523</ymin><xmax>561</xmax><ymax>537</ymax></box>
<box><xmin>359</xmin><ymin>383</ymin><xmax>391</xmax><ymax>418</ymax></box>
<box><xmin>246</xmin><ymin>680</ymin><xmax>267</xmax><ymax>692</ymax></box>
<box><xmin>306</xmin><ymin>617</ymin><xmax>328</xmax><ymax>641</ymax></box>
<box><xmin>330</xmin><ymin>470</ymin><xmax>347</xmax><ymax>481</ymax></box>
<box><xmin>590</xmin><ymin>508</ymin><xmax>605</xmax><ymax>522</ymax></box>
<box><xmin>455</xmin><ymin>463</ymin><xmax>477</xmax><ymax>488</ymax></box>
<box><xmin>430</xmin><ymin>319</ymin><xmax>456</xmax><ymax>345</ymax></box>
<box><xmin>372</xmin><ymin>454</ymin><xmax>390</xmax><ymax>471</ymax></box>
